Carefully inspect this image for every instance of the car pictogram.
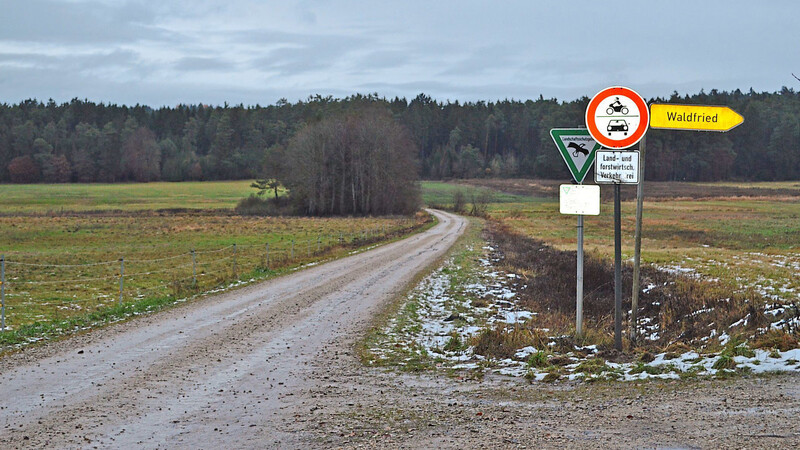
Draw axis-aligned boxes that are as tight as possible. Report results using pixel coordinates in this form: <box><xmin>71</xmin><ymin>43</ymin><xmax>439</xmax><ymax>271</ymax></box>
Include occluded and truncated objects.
<box><xmin>607</xmin><ymin>119</ymin><xmax>629</xmax><ymax>135</ymax></box>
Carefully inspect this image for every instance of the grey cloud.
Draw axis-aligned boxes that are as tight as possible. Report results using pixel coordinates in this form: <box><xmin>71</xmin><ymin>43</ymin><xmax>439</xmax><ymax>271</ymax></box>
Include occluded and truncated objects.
<box><xmin>0</xmin><ymin>63</ymin><xmax>258</xmax><ymax>107</ymax></box>
<box><xmin>296</xmin><ymin>3</ymin><xmax>318</xmax><ymax>26</ymax></box>
<box><xmin>356</xmin><ymin>50</ymin><xmax>408</xmax><ymax>70</ymax></box>
<box><xmin>0</xmin><ymin>0</ymin><xmax>174</xmax><ymax>45</ymax></box>
<box><xmin>437</xmin><ymin>45</ymin><xmax>518</xmax><ymax>77</ymax></box>
<box><xmin>232</xmin><ymin>29</ymin><xmax>369</xmax><ymax>49</ymax></box>
<box><xmin>0</xmin><ymin>49</ymin><xmax>141</xmax><ymax>71</ymax></box>
<box><xmin>0</xmin><ymin>52</ymin><xmax>53</xmax><ymax>66</ymax></box>
<box><xmin>254</xmin><ymin>47</ymin><xmax>332</xmax><ymax>75</ymax></box>
<box><xmin>246</xmin><ymin>32</ymin><xmax>371</xmax><ymax>76</ymax></box>
<box><xmin>174</xmin><ymin>56</ymin><xmax>234</xmax><ymax>72</ymax></box>
<box><xmin>0</xmin><ymin>0</ymin><xmax>797</xmax><ymax>107</ymax></box>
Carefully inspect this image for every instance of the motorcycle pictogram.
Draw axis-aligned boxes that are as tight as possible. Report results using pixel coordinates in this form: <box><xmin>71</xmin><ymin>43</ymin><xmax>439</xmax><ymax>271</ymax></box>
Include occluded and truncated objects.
<box><xmin>606</xmin><ymin>97</ymin><xmax>629</xmax><ymax>115</ymax></box>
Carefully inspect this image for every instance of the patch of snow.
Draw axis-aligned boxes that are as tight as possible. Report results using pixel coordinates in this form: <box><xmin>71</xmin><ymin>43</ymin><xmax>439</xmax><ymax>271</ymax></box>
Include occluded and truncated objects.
<box><xmin>368</xmin><ymin>237</ymin><xmax>800</xmax><ymax>383</ymax></box>
<box><xmin>514</xmin><ymin>346</ymin><xmax>539</xmax><ymax>359</ymax></box>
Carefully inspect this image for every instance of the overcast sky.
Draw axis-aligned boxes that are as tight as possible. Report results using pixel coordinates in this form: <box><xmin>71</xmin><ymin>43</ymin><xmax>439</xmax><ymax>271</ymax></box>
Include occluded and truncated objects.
<box><xmin>0</xmin><ymin>0</ymin><xmax>798</xmax><ymax>107</ymax></box>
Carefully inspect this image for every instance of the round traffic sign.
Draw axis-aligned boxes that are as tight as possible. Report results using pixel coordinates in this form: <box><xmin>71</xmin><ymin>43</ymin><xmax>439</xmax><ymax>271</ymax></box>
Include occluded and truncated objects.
<box><xmin>585</xmin><ymin>86</ymin><xmax>648</xmax><ymax>149</ymax></box>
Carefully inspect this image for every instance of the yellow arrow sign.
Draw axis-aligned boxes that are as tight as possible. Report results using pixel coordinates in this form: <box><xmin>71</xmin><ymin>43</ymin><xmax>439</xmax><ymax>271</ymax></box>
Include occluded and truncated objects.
<box><xmin>650</xmin><ymin>104</ymin><xmax>743</xmax><ymax>132</ymax></box>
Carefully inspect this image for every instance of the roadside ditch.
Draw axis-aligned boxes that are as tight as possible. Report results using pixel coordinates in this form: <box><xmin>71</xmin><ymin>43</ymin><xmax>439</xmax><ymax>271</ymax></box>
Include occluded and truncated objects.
<box><xmin>362</xmin><ymin>220</ymin><xmax>800</xmax><ymax>382</ymax></box>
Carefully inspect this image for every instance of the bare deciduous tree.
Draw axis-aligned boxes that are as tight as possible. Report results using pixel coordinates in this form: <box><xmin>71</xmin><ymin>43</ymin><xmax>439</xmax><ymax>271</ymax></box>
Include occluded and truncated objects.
<box><xmin>284</xmin><ymin>107</ymin><xmax>420</xmax><ymax>215</ymax></box>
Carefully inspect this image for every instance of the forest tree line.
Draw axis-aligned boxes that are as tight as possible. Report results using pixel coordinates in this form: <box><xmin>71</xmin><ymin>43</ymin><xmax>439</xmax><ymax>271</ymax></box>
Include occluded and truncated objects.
<box><xmin>0</xmin><ymin>87</ymin><xmax>798</xmax><ymax>184</ymax></box>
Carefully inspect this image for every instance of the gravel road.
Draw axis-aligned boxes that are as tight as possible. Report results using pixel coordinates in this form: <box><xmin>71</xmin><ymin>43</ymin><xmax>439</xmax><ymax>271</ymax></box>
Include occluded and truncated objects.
<box><xmin>2</xmin><ymin>209</ymin><xmax>798</xmax><ymax>449</ymax></box>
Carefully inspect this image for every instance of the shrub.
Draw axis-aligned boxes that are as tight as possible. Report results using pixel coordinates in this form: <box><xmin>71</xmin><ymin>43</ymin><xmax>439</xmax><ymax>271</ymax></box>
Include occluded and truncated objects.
<box><xmin>720</xmin><ymin>343</ymin><xmax>755</xmax><ymax>358</ymax></box>
<box><xmin>527</xmin><ymin>351</ymin><xmax>549</xmax><ymax>369</ymax></box>
<box><xmin>469</xmin><ymin>189</ymin><xmax>493</xmax><ymax>217</ymax></box>
<box><xmin>443</xmin><ymin>333</ymin><xmax>465</xmax><ymax>353</ymax></box>
<box><xmin>470</xmin><ymin>325</ymin><xmax>547</xmax><ymax>360</ymax></box>
<box><xmin>628</xmin><ymin>362</ymin><xmax>665</xmax><ymax>375</ymax></box>
<box><xmin>713</xmin><ymin>355</ymin><xmax>736</xmax><ymax>370</ymax></box>
<box><xmin>574</xmin><ymin>358</ymin><xmax>610</xmax><ymax>375</ymax></box>
<box><xmin>549</xmin><ymin>355</ymin><xmax>573</xmax><ymax>366</ymax></box>
<box><xmin>752</xmin><ymin>330</ymin><xmax>799</xmax><ymax>351</ymax></box>
<box><xmin>542</xmin><ymin>370</ymin><xmax>561</xmax><ymax>382</ymax></box>
<box><xmin>452</xmin><ymin>190</ymin><xmax>466</xmax><ymax>213</ymax></box>
<box><xmin>8</xmin><ymin>155</ymin><xmax>41</xmax><ymax>183</ymax></box>
<box><xmin>235</xmin><ymin>194</ymin><xmax>291</xmax><ymax>216</ymax></box>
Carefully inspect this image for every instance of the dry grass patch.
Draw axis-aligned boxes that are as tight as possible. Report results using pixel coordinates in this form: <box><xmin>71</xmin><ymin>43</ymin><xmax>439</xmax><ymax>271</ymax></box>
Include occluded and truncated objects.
<box><xmin>470</xmin><ymin>325</ymin><xmax>548</xmax><ymax>360</ymax></box>
<box><xmin>485</xmin><ymin>221</ymin><xmax>799</xmax><ymax>354</ymax></box>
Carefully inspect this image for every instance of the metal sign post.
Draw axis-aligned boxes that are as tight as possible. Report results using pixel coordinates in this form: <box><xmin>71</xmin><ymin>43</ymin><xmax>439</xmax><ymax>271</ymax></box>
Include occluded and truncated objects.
<box><xmin>576</xmin><ymin>214</ymin><xmax>584</xmax><ymax>335</ymax></box>
<box><xmin>558</xmin><ymin>184</ymin><xmax>600</xmax><ymax>336</ymax></box>
<box><xmin>613</xmin><ymin>183</ymin><xmax>622</xmax><ymax>350</ymax></box>
<box><xmin>551</xmin><ymin>128</ymin><xmax>601</xmax><ymax>337</ymax></box>
<box><xmin>635</xmin><ymin>102</ymin><xmax>742</xmax><ymax>345</ymax></box>
<box><xmin>631</xmin><ymin>136</ymin><xmax>646</xmax><ymax>344</ymax></box>
<box><xmin>1</xmin><ymin>254</ymin><xmax>5</xmax><ymax>331</ymax></box>
<box><xmin>586</xmin><ymin>86</ymin><xmax>649</xmax><ymax>350</ymax></box>
<box><xmin>594</xmin><ymin>149</ymin><xmax>640</xmax><ymax>351</ymax></box>
<box><xmin>584</xmin><ymin>86</ymin><xmax>650</xmax><ymax>350</ymax></box>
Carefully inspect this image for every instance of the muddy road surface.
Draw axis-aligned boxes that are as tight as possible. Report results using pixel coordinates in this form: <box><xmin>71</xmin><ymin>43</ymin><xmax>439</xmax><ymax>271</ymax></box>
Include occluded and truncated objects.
<box><xmin>0</xmin><ymin>210</ymin><xmax>465</xmax><ymax>448</ymax></box>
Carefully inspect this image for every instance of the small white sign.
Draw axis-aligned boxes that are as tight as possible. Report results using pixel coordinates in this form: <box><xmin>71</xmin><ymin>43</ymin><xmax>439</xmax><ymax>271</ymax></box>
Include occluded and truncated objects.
<box><xmin>560</xmin><ymin>184</ymin><xmax>600</xmax><ymax>215</ymax></box>
<box><xmin>595</xmin><ymin>150</ymin><xmax>640</xmax><ymax>184</ymax></box>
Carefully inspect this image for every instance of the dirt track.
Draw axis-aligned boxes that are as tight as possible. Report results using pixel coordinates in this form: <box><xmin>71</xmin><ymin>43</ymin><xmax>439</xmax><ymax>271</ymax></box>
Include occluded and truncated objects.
<box><xmin>2</xmin><ymin>209</ymin><xmax>799</xmax><ymax>449</ymax></box>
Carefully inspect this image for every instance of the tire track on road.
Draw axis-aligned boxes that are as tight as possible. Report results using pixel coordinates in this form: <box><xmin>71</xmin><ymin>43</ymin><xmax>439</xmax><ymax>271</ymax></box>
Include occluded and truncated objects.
<box><xmin>0</xmin><ymin>210</ymin><xmax>467</xmax><ymax>448</ymax></box>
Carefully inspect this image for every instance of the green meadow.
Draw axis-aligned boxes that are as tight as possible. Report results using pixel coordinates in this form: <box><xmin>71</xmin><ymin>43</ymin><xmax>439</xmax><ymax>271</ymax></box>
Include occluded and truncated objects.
<box><xmin>422</xmin><ymin>179</ymin><xmax>800</xmax><ymax>305</ymax></box>
<box><xmin>0</xmin><ymin>181</ymin><xmax>425</xmax><ymax>337</ymax></box>
<box><xmin>0</xmin><ymin>180</ymin><xmax>258</xmax><ymax>213</ymax></box>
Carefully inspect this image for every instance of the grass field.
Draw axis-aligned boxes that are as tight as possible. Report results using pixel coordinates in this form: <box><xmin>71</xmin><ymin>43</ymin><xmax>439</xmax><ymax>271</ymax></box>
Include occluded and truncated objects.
<box><xmin>421</xmin><ymin>179</ymin><xmax>800</xmax><ymax>347</ymax></box>
<box><xmin>370</xmin><ymin>179</ymin><xmax>800</xmax><ymax>381</ymax></box>
<box><xmin>420</xmin><ymin>181</ymin><xmax>530</xmax><ymax>206</ymax></box>
<box><xmin>424</xmin><ymin>179</ymin><xmax>800</xmax><ymax>263</ymax></box>
<box><xmin>0</xmin><ymin>180</ymin><xmax>260</xmax><ymax>213</ymax></box>
<box><xmin>0</xmin><ymin>182</ymin><xmax>426</xmax><ymax>342</ymax></box>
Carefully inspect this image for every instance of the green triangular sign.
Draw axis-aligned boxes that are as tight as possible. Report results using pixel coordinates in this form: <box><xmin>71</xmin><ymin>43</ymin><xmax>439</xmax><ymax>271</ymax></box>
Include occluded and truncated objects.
<box><xmin>550</xmin><ymin>128</ymin><xmax>601</xmax><ymax>184</ymax></box>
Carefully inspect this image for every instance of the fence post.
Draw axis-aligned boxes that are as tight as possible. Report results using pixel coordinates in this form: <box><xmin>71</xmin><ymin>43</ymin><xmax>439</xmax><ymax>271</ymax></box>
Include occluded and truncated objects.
<box><xmin>317</xmin><ymin>236</ymin><xmax>321</xmax><ymax>253</ymax></box>
<box><xmin>233</xmin><ymin>244</ymin><xmax>237</xmax><ymax>278</ymax></box>
<box><xmin>307</xmin><ymin>240</ymin><xmax>311</xmax><ymax>257</ymax></box>
<box><xmin>191</xmin><ymin>249</ymin><xmax>197</xmax><ymax>286</ymax></box>
<box><xmin>118</xmin><ymin>257</ymin><xmax>124</xmax><ymax>306</ymax></box>
<box><xmin>339</xmin><ymin>232</ymin><xmax>343</xmax><ymax>244</ymax></box>
<box><xmin>1</xmin><ymin>254</ymin><xmax>5</xmax><ymax>331</ymax></box>
<box><xmin>265</xmin><ymin>243</ymin><xmax>270</xmax><ymax>269</ymax></box>
<box><xmin>291</xmin><ymin>240</ymin><xmax>295</xmax><ymax>260</ymax></box>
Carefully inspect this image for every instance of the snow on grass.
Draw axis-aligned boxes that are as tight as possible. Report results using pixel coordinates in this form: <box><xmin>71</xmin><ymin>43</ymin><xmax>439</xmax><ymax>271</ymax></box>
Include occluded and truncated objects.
<box><xmin>367</xmin><ymin>241</ymin><xmax>800</xmax><ymax>382</ymax></box>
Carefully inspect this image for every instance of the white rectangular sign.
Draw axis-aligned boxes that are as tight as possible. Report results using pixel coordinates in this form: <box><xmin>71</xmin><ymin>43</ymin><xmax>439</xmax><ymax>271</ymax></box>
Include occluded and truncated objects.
<box><xmin>595</xmin><ymin>150</ymin><xmax>639</xmax><ymax>184</ymax></box>
<box><xmin>559</xmin><ymin>184</ymin><xmax>600</xmax><ymax>215</ymax></box>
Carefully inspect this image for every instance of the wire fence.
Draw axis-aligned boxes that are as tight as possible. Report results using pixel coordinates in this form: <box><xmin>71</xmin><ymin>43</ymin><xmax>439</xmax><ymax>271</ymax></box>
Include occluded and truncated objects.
<box><xmin>0</xmin><ymin>221</ymin><xmax>417</xmax><ymax>332</ymax></box>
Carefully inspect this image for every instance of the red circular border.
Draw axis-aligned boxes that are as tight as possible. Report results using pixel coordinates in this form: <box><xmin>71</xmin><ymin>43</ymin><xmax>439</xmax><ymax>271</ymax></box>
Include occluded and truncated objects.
<box><xmin>585</xmin><ymin>86</ymin><xmax>649</xmax><ymax>149</ymax></box>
